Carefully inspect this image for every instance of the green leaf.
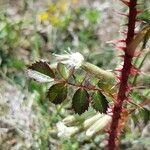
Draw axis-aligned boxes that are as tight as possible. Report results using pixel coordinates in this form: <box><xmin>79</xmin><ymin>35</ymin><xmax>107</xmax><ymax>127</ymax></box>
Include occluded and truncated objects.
<box><xmin>127</xmin><ymin>25</ymin><xmax>150</xmax><ymax>55</ymax></box>
<box><xmin>129</xmin><ymin>92</ymin><xmax>143</xmax><ymax>102</ymax></box>
<box><xmin>27</xmin><ymin>60</ymin><xmax>55</xmax><ymax>78</ymax></box>
<box><xmin>92</xmin><ymin>91</ymin><xmax>108</xmax><ymax>113</ymax></box>
<box><xmin>8</xmin><ymin>57</ymin><xmax>25</xmax><ymax>70</ymax></box>
<box><xmin>47</xmin><ymin>83</ymin><xmax>68</xmax><ymax>104</ymax></box>
<box><xmin>98</xmin><ymin>81</ymin><xmax>115</xmax><ymax>96</ymax></box>
<box><xmin>57</xmin><ymin>63</ymin><xmax>70</xmax><ymax>80</ymax></box>
<box><xmin>139</xmin><ymin>107</ymin><xmax>150</xmax><ymax>124</ymax></box>
<box><xmin>26</xmin><ymin>69</ymin><xmax>54</xmax><ymax>83</ymax></box>
<box><xmin>85</xmin><ymin>9</ymin><xmax>100</xmax><ymax>23</ymax></box>
<box><xmin>138</xmin><ymin>10</ymin><xmax>150</xmax><ymax>23</ymax></box>
<box><xmin>72</xmin><ymin>88</ymin><xmax>89</xmax><ymax>115</ymax></box>
<box><xmin>73</xmin><ymin>69</ymin><xmax>86</xmax><ymax>83</ymax></box>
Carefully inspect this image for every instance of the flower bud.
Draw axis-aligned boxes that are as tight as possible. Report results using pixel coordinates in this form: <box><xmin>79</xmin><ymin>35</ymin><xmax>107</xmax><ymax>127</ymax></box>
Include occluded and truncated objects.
<box><xmin>83</xmin><ymin>113</ymin><xmax>104</xmax><ymax>129</ymax></box>
<box><xmin>82</xmin><ymin>62</ymin><xmax>115</xmax><ymax>82</ymax></box>
<box><xmin>63</xmin><ymin>115</ymin><xmax>76</xmax><ymax>126</ymax></box>
<box><xmin>56</xmin><ymin>122</ymin><xmax>80</xmax><ymax>138</ymax></box>
<box><xmin>86</xmin><ymin>115</ymin><xmax>112</xmax><ymax>137</ymax></box>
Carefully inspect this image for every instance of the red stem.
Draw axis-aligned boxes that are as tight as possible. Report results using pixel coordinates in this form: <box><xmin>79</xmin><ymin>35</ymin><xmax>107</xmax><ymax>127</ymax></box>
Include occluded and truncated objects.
<box><xmin>107</xmin><ymin>0</ymin><xmax>137</xmax><ymax>149</ymax></box>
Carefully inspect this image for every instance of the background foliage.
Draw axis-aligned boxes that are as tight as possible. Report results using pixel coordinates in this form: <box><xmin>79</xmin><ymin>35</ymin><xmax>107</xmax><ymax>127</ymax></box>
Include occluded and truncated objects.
<box><xmin>0</xmin><ymin>0</ymin><xmax>150</xmax><ymax>149</ymax></box>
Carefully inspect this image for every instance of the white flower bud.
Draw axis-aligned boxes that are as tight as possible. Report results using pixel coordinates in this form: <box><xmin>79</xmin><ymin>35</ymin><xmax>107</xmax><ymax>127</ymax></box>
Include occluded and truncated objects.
<box><xmin>83</xmin><ymin>113</ymin><xmax>104</xmax><ymax>129</ymax></box>
<box><xmin>86</xmin><ymin>115</ymin><xmax>112</xmax><ymax>137</ymax></box>
<box><xmin>63</xmin><ymin>115</ymin><xmax>76</xmax><ymax>125</ymax></box>
<box><xmin>56</xmin><ymin>122</ymin><xmax>80</xmax><ymax>138</ymax></box>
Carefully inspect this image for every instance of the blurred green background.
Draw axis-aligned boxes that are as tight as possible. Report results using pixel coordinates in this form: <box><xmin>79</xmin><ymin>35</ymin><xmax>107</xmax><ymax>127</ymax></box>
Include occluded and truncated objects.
<box><xmin>0</xmin><ymin>0</ymin><xmax>150</xmax><ymax>149</ymax></box>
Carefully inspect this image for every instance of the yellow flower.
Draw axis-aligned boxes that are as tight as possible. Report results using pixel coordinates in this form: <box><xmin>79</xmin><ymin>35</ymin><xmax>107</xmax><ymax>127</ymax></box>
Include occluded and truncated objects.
<box><xmin>39</xmin><ymin>12</ymin><xmax>49</xmax><ymax>22</ymax></box>
<box><xmin>48</xmin><ymin>3</ymin><xmax>57</xmax><ymax>14</ymax></box>
<box><xmin>58</xmin><ymin>2</ymin><xmax>67</xmax><ymax>13</ymax></box>
<box><xmin>49</xmin><ymin>15</ymin><xmax>60</xmax><ymax>26</ymax></box>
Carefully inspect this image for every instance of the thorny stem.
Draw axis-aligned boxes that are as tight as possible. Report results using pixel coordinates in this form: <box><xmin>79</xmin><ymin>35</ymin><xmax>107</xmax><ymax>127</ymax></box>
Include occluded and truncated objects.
<box><xmin>108</xmin><ymin>0</ymin><xmax>137</xmax><ymax>149</ymax></box>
